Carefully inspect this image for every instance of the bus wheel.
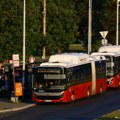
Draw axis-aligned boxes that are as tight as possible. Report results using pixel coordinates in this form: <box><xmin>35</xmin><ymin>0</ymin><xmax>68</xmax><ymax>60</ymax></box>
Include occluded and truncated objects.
<box><xmin>119</xmin><ymin>81</ymin><xmax>120</xmax><ymax>87</ymax></box>
<box><xmin>71</xmin><ymin>93</ymin><xmax>75</xmax><ymax>103</ymax></box>
<box><xmin>100</xmin><ymin>85</ymin><xmax>103</xmax><ymax>94</ymax></box>
<box><xmin>87</xmin><ymin>89</ymin><xmax>90</xmax><ymax>98</ymax></box>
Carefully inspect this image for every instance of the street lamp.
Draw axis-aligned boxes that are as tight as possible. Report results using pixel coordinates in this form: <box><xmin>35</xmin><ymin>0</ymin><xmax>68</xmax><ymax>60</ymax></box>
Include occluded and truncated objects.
<box><xmin>88</xmin><ymin>0</ymin><xmax>92</xmax><ymax>54</ymax></box>
<box><xmin>116</xmin><ymin>0</ymin><xmax>120</xmax><ymax>45</ymax></box>
<box><xmin>42</xmin><ymin>0</ymin><xmax>46</xmax><ymax>59</ymax></box>
<box><xmin>22</xmin><ymin>0</ymin><xmax>26</xmax><ymax>86</ymax></box>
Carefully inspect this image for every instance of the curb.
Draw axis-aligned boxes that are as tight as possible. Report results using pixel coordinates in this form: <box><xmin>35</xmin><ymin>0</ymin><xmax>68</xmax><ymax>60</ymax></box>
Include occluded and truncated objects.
<box><xmin>0</xmin><ymin>104</ymin><xmax>36</xmax><ymax>113</ymax></box>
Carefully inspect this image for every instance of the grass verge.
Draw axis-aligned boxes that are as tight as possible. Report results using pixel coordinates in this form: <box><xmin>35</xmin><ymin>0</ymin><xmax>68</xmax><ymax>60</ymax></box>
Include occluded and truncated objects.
<box><xmin>95</xmin><ymin>109</ymin><xmax>120</xmax><ymax>120</ymax></box>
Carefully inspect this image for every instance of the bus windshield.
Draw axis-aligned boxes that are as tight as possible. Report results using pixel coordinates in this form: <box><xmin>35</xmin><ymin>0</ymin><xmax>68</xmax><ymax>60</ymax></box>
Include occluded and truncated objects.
<box><xmin>32</xmin><ymin>67</ymin><xmax>66</xmax><ymax>91</ymax></box>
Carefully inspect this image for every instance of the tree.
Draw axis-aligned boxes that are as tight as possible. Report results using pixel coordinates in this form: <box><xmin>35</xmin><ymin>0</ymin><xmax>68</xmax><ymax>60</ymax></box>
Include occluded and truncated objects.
<box><xmin>0</xmin><ymin>0</ymin><xmax>118</xmax><ymax>61</ymax></box>
<box><xmin>44</xmin><ymin>0</ymin><xmax>77</xmax><ymax>54</ymax></box>
<box><xmin>0</xmin><ymin>1</ymin><xmax>23</xmax><ymax>60</ymax></box>
<box><xmin>99</xmin><ymin>0</ymin><xmax>117</xmax><ymax>45</ymax></box>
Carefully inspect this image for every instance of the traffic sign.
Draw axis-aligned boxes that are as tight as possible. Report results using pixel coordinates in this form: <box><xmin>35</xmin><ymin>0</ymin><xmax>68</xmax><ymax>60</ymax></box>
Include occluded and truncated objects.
<box><xmin>101</xmin><ymin>39</ymin><xmax>108</xmax><ymax>45</ymax></box>
<box><xmin>12</xmin><ymin>54</ymin><xmax>19</xmax><ymax>61</ymax></box>
<box><xmin>13</xmin><ymin>60</ymin><xmax>19</xmax><ymax>67</ymax></box>
<box><xmin>100</xmin><ymin>31</ymin><xmax>108</xmax><ymax>39</ymax></box>
<box><xmin>12</xmin><ymin>54</ymin><xmax>20</xmax><ymax>67</ymax></box>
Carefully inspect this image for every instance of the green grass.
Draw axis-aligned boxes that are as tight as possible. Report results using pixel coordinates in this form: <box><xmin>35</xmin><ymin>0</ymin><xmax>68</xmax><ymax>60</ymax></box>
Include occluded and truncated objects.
<box><xmin>95</xmin><ymin>109</ymin><xmax>120</xmax><ymax>120</ymax></box>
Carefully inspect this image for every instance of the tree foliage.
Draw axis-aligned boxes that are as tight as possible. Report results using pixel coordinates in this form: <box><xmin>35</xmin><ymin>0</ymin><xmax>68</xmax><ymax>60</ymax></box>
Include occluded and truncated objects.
<box><xmin>0</xmin><ymin>0</ymin><xmax>119</xmax><ymax>61</ymax></box>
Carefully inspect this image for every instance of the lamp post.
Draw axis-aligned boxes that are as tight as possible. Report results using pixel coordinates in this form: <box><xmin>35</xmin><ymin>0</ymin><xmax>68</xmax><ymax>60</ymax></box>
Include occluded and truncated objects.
<box><xmin>116</xmin><ymin>0</ymin><xmax>120</xmax><ymax>45</ymax></box>
<box><xmin>88</xmin><ymin>0</ymin><xmax>92</xmax><ymax>54</ymax></box>
<box><xmin>22</xmin><ymin>0</ymin><xmax>26</xmax><ymax>86</ymax></box>
<box><xmin>42</xmin><ymin>0</ymin><xmax>46</xmax><ymax>59</ymax></box>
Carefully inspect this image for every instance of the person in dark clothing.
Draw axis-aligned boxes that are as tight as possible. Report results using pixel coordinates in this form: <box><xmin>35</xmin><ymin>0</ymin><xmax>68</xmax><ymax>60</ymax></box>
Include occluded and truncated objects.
<box><xmin>4</xmin><ymin>65</ymin><xmax>14</xmax><ymax>99</ymax></box>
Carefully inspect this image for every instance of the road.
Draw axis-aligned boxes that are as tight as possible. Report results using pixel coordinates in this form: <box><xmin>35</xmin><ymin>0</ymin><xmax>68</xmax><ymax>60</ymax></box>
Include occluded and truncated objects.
<box><xmin>0</xmin><ymin>88</ymin><xmax>120</xmax><ymax>120</ymax></box>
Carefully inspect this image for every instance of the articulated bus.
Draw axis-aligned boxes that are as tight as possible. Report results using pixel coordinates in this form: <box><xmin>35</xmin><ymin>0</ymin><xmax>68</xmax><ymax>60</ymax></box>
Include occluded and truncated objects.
<box><xmin>91</xmin><ymin>45</ymin><xmax>120</xmax><ymax>88</ymax></box>
<box><xmin>32</xmin><ymin>53</ymin><xmax>107</xmax><ymax>103</ymax></box>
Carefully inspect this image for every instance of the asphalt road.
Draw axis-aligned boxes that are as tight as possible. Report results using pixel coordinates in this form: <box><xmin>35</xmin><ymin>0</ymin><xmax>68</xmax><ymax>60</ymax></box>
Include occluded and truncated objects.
<box><xmin>0</xmin><ymin>88</ymin><xmax>120</xmax><ymax>120</ymax></box>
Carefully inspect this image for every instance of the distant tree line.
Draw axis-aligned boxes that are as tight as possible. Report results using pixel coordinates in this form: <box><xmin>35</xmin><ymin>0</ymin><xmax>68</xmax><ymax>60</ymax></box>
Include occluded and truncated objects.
<box><xmin>0</xmin><ymin>0</ymin><xmax>119</xmax><ymax>61</ymax></box>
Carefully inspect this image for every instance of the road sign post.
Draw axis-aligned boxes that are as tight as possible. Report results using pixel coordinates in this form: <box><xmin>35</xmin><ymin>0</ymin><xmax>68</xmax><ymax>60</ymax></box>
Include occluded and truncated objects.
<box><xmin>100</xmin><ymin>31</ymin><xmax>108</xmax><ymax>46</ymax></box>
<box><xmin>11</xmin><ymin>54</ymin><xmax>22</xmax><ymax>103</ymax></box>
<box><xmin>101</xmin><ymin>39</ymin><xmax>108</xmax><ymax>45</ymax></box>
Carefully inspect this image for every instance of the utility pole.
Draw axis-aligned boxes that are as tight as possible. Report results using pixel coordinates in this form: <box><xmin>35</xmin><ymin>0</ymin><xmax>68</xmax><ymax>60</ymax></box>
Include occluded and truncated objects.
<box><xmin>116</xmin><ymin>0</ymin><xmax>120</xmax><ymax>45</ymax></box>
<box><xmin>88</xmin><ymin>0</ymin><xmax>92</xmax><ymax>54</ymax></box>
<box><xmin>22</xmin><ymin>0</ymin><xmax>26</xmax><ymax>86</ymax></box>
<box><xmin>42</xmin><ymin>0</ymin><xmax>46</xmax><ymax>59</ymax></box>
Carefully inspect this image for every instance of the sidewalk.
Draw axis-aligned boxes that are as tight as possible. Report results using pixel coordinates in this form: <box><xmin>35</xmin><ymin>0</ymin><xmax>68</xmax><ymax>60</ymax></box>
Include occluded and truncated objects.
<box><xmin>0</xmin><ymin>98</ymin><xmax>35</xmax><ymax>113</ymax></box>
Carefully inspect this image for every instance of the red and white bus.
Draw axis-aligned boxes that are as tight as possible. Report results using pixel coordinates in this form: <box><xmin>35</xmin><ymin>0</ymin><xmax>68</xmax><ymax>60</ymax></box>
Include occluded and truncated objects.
<box><xmin>32</xmin><ymin>53</ymin><xmax>107</xmax><ymax>103</ymax></box>
<box><xmin>91</xmin><ymin>45</ymin><xmax>120</xmax><ymax>88</ymax></box>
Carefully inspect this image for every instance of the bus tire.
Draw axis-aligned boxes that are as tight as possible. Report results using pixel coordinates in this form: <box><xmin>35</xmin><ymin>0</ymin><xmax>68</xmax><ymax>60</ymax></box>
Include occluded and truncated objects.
<box><xmin>100</xmin><ymin>85</ymin><xmax>103</xmax><ymax>94</ymax></box>
<box><xmin>71</xmin><ymin>92</ymin><xmax>75</xmax><ymax>103</ymax></box>
<box><xmin>87</xmin><ymin>89</ymin><xmax>90</xmax><ymax>98</ymax></box>
<box><xmin>119</xmin><ymin>81</ymin><xmax>120</xmax><ymax>87</ymax></box>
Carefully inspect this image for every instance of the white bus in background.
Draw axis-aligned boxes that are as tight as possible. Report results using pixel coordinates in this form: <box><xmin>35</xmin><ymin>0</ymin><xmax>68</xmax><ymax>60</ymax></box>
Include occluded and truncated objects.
<box><xmin>91</xmin><ymin>45</ymin><xmax>120</xmax><ymax>88</ymax></box>
<box><xmin>98</xmin><ymin>45</ymin><xmax>120</xmax><ymax>53</ymax></box>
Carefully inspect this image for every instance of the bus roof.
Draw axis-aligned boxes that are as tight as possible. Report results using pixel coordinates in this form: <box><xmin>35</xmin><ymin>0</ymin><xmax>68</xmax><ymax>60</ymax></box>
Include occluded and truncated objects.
<box><xmin>98</xmin><ymin>45</ymin><xmax>120</xmax><ymax>53</ymax></box>
<box><xmin>49</xmin><ymin>53</ymin><xmax>89</xmax><ymax>64</ymax></box>
<box><xmin>40</xmin><ymin>53</ymin><xmax>106</xmax><ymax>68</ymax></box>
<box><xmin>40</xmin><ymin>53</ymin><xmax>90</xmax><ymax>67</ymax></box>
<box><xmin>91</xmin><ymin>52</ymin><xmax>120</xmax><ymax>57</ymax></box>
<box><xmin>40</xmin><ymin>62</ymin><xmax>73</xmax><ymax>67</ymax></box>
<box><xmin>89</xmin><ymin>55</ymin><xmax>106</xmax><ymax>60</ymax></box>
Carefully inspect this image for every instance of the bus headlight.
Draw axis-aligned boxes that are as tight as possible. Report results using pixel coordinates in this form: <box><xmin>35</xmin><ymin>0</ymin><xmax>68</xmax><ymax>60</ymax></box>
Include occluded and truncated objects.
<box><xmin>33</xmin><ymin>87</ymin><xmax>37</xmax><ymax>90</ymax></box>
<box><xmin>60</xmin><ymin>93</ymin><xmax>64</xmax><ymax>98</ymax></box>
